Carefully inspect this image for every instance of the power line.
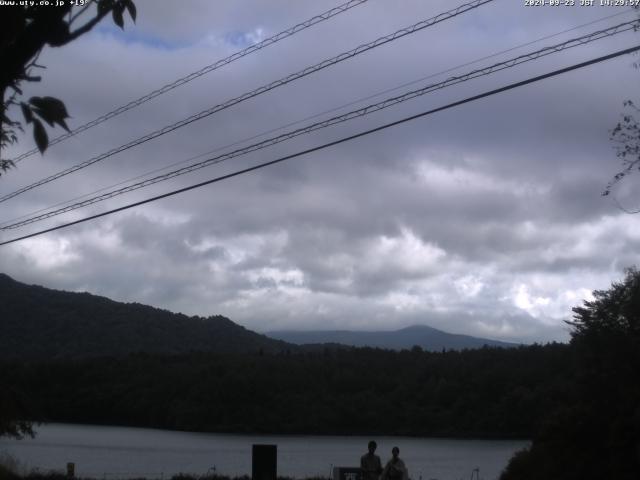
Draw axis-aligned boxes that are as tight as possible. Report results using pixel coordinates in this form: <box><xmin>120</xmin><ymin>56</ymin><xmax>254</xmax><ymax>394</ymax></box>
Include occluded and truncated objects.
<box><xmin>3</xmin><ymin>8</ymin><xmax>631</xmax><ymax>230</ymax></box>
<box><xmin>3</xmin><ymin>20</ymin><xmax>636</xmax><ymax>231</ymax></box>
<box><xmin>0</xmin><ymin>0</ymin><xmax>495</xmax><ymax>204</ymax></box>
<box><xmin>2</xmin><ymin>44</ymin><xmax>638</xmax><ymax>247</ymax></box>
<box><xmin>9</xmin><ymin>0</ymin><xmax>370</xmax><ymax>164</ymax></box>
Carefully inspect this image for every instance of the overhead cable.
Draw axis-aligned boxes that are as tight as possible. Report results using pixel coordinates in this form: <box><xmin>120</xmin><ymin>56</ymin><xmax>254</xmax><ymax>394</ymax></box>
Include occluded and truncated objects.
<box><xmin>10</xmin><ymin>0</ymin><xmax>370</xmax><ymax>164</ymax></box>
<box><xmin>2</xmin><ymin>20</ymin><xmax>637</xmax><ymax>230</ymax></box>
<box><xmin>0</xmin><ymin>0</ymin><xmax>495</xmax><ymax>204</ymax></box>
<box><xmin>0</xmin><ymin>9</ymin><xmax>633</xmax><ymax>230</ymax></box>
<box><xmin>2</xmin><ymin>44</ymin><xmax>638</xmax><ymax>247</ymax></box>
<box><xmin>3</xmin><ymin>7</ymin><xmax>630</xmax><ymax>229</ymax></box>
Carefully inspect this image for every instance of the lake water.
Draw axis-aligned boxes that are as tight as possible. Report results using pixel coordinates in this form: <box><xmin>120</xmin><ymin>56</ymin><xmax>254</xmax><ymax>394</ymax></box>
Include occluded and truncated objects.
<box><xmin>0</xmin><ymin>424</ymin><xmax>528</xmax><ymax>480</ymax></box>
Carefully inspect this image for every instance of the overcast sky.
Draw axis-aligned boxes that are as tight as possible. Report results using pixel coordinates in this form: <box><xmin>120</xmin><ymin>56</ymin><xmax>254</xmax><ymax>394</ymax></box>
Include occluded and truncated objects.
<box><xmin>2</xmin><ymin>0</ymin><xmax>640</xmax><ymax>343</ymax></box>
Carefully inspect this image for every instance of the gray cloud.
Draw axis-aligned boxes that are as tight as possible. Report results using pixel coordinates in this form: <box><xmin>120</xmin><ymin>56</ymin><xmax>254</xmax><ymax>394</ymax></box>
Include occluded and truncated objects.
<box><xmin>2</xmin><ymin>0</ymin><xmax>640</xmax><ymax>343</ymax></box>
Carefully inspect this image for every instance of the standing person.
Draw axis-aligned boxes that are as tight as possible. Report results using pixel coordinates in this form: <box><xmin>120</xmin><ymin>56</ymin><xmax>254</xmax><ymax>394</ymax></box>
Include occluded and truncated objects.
<box><xmin>381</xmin><ymin>447</ymin><xmax>408</xmax><ymax>480</ymax></box>
<box><xmin>361</xmin><ymin>440</ymin><xmax>383</xmax><ymax>480</ymax></box>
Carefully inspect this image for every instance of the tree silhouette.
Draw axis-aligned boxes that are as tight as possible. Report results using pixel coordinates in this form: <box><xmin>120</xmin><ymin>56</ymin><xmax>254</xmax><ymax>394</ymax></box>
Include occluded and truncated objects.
<box><xmin>605</xmin><ymin>100</ymin><xmax>640</xmax><ymax>201</ymax></box>
<box><xmin>501</xmin><ymin>268</ymin><xmax>640</xmax><ymax>480</ymax></box>
<box><xmin>0</xmin><ymin>384</ymin><xmax>35</xmax><ymax>439</ymax></box>
<box><xmin>603</xmin><ymin>8</ymin><xmax>640</xmax><ymax>202</ymax></box>
<box><xmin>0</xmin><ymin>0</ymin><xmax>136</xmax><ymax>176</ymax></box>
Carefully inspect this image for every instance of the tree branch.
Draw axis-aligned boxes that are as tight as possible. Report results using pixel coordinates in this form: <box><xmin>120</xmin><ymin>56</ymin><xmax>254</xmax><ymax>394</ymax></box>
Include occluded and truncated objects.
<box><xmin>66</xmin><ymin>8</ymin><xmax>110</xmax><ymax>43</ymax></box>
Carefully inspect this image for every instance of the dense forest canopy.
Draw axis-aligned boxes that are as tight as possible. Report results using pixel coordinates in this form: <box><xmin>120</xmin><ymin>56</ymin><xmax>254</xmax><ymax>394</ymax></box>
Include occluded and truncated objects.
<box><xmin>2</xmin><ymin>344</ymin><xmax>571</xmax><ymax>438</ymax></box>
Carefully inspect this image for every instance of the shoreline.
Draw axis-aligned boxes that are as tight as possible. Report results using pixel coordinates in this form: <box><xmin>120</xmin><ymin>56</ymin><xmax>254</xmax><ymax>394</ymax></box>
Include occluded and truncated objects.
<box><xmin>22</xmin><ymin>422</ymin><xmax>531</xmax><ymax>443</ymax></box>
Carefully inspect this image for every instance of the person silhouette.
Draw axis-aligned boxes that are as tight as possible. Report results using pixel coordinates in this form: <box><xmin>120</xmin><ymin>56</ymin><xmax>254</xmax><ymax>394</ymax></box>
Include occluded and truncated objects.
<box><xmin>381</xmin><ymin>446</ymin><xmax>408</xmax><ymax>480</ymax></box>
<box><xmin>360</xmin><ymin>440</ymin><xmax>383</xmax><ymax>480</ymax></box>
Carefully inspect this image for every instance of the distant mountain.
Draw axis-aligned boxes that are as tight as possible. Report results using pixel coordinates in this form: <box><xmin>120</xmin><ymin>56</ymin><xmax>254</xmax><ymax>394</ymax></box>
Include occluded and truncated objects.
<box><xmin>267</xmin><ymin>324</ymin><xmax>518</xmax><ymax>351</ymax></box>
<box><xmin>0</xmin><ymin>273</ymin><xmax>292</xmax><ymax>360</ymax></box>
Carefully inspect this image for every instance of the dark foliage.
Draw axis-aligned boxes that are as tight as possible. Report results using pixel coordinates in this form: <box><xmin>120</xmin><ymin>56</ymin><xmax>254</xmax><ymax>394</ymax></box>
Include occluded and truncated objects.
<box><xmin>1</xmin><ymin>343</ymin><xmax>572</xmax><ymax>438</ymax></box>
<box><xmin>0</xmin><ymin>384</ymin><xmax>34</xmax><ymax>439</ymax></box>
<box><xmin>0</xmin><ymin>465</ymin><xmax>20</xmax><ymax>480</ymax></box>
<box><xmin>501</xmin><ymin>268</ymin><xmax>640</xmax><ymax>480</ymax></box>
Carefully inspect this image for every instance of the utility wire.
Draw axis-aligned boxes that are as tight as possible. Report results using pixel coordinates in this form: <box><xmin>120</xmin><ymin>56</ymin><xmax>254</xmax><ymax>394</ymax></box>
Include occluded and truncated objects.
<box><xmin>0</xmin><ymin>0</ymin><xmax>495</xmax><ymax>204</ymax></box>
<box><xmin>9</xmin><ymin>0</ymin><xmax>370</xmax><ymax>164</ymax></box>
<box><xmin>610</xmin><ymin>178</ymin><xmax>640</xmax><ymax>214</ymax></box>
<box><xmin>2</xmin><ymin>20</ymin><xmax>636</xmax><ymax>231</ymax></box>
<box><xmin>2</xmin><ymin>44</ymin><xmax>638</xmax><ymax>247</ymax></box>
<box><xmin>3</xmin><ymin>8</ymin><xmax>631</xmax><ymax>229</ymax></box>
<box><xmin>612</xmin><ymin>193</ymin><xmax>640</xmax><ymax>214</ymax></box>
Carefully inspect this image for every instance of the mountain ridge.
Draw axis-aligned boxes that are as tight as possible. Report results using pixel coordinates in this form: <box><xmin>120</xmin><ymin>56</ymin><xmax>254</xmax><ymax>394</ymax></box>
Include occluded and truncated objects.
<box><xmin>0</xmin><ymin>273</ymin><xmax>292</xmax><ymax>359</ymax></box>
<box><xmin>1</xmin><ymin>272</ymin><xmax>517</xmax><ymax>359</ymax></box>
<box><xmin>266</xmin><ymin>324</ymin><xmax>519</xmax><ymax>351</ymax></box>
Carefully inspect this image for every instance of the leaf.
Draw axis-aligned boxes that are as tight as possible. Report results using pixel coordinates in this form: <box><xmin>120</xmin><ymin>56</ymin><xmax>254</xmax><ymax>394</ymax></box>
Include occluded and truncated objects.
<box><xmin>98</xmin><ymin>0</ymin><xmax>115</xmax><ymax>14</ymax></box>
<box><xmin>113</xmin><ymin>6</ymin><xmax>125</xmax><ymax>29</ymax></box>
<box><xmin>125</xmin><ymin>0</ymin><xmax>137</xmax><ymax>22</ymax></box>
<box><xmin>21</xmin><ymin>102</ymin><xmax>33</xmax><ymax>123</ymax></box>
<box><xmin>29</xmin><ymin>96</ymin><xmax>71</xmax><ymax>132</ymax></box>
<box><xmin>32</xmin><ymin>119</ymin><xmax>49</xmax><ymax>154</ymax></box>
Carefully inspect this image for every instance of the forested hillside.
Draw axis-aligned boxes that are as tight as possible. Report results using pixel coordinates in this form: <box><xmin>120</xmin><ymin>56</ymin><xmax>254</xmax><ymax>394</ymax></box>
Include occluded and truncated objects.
<box><xmin>0</xmin><ymin>273</ymin><xmax>290</xmax><ymax>359</ymax></box>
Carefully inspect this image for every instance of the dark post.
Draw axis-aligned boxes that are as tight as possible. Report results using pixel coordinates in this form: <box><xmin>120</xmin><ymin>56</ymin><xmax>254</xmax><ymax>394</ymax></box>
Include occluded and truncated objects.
<box><xmin>252</xmin><ymin>444</ymin><xmax>277</xmax><ymax>480</ymax></box>
<box><xmin>66</xmin><ymin>463</ymin><xmax>75</xmax><ymax>479</ymax></box>
<box><xmin>333</xmin><ymin>467</ymin><xmax>362</xmax><ymax>480</ymax></box>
